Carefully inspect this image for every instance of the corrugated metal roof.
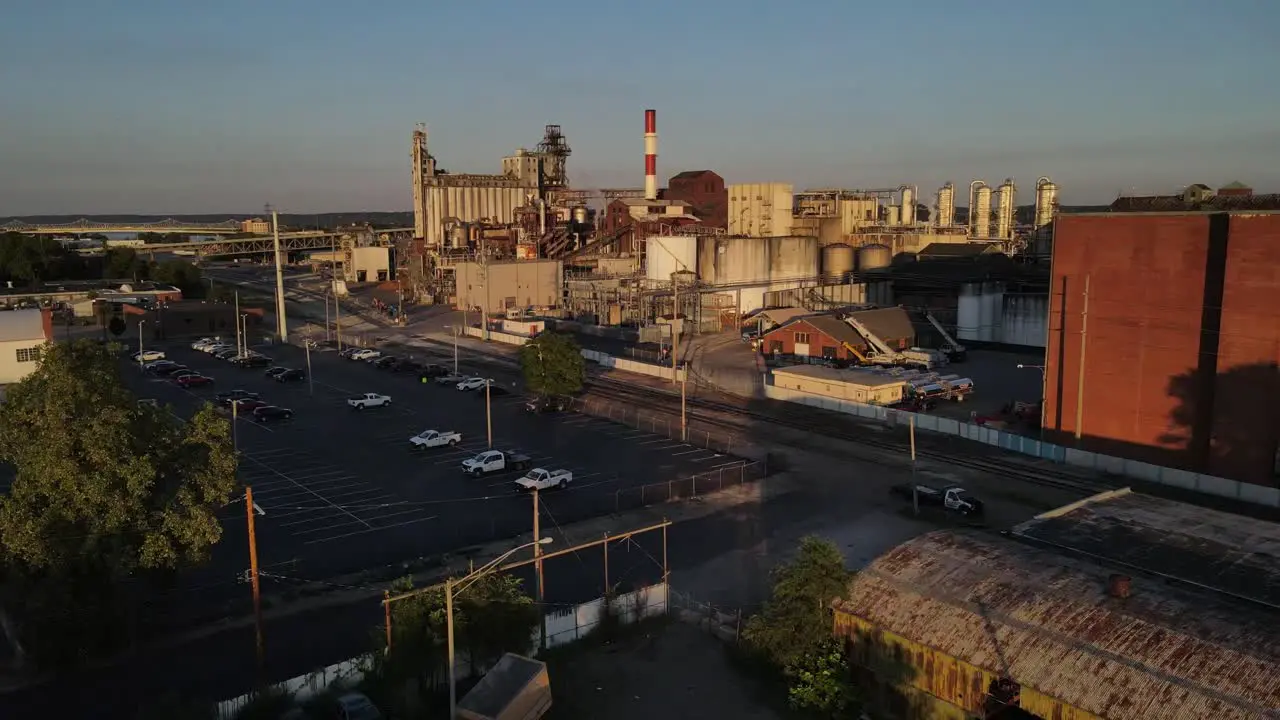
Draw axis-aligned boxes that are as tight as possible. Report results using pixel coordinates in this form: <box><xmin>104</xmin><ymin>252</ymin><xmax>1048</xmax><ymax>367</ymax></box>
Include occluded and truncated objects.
<box><xmin>846</xmin><ymin>307</ymin><xmax>915</xmax><ymax>345</ymax></box>
<box><xmin>0</xmin><ymin>309</ymin><xmax>46</xmax><ymax>342</ymax></box>
<box><xmin>1107</xmin><ymin>193</ymin><xmax>1280</xmax><ymax>212</ymax></box>
<box><xmin>798</xmin><ymin>314</ymin><xmax>865</xmax><ymax>347</ymax></box>
<box><xmin>772</xmin><ymin>364</ymin><xmax>903</xmax><ymax>388</ymax></box>
<box><xmin>757</xmin><ymin>307</ymin><xmax>818</xmax><ymax>327</ymax></box>
<box><xmin>837</xmin><ymin>528</ymin><xmax>1280</xmax><ymax>720</ymax></box>
<box><xmin>917</xmin><ymin>242</ymin><xmax>1003</xmax><ymax>258</ymax></box>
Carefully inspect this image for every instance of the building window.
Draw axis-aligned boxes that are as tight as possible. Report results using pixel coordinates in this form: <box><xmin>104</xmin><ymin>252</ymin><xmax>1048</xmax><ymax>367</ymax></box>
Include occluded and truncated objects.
<box><xmin>794</xmin><ymin>332</ymin><xmax>811</xmax><ymax>344</ymax></box>
<box><xmin>15</xmin><ymin>346</ymin><xmax>42</xmax><ymax>363</ymax></box>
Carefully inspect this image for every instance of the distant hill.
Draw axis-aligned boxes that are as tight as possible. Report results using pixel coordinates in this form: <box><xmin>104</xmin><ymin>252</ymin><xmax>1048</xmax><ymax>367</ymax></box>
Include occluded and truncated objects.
<box><xmin>1</xmin><ymin>212</ymin><xmax>414</xmax><ymax>231</ymax></box>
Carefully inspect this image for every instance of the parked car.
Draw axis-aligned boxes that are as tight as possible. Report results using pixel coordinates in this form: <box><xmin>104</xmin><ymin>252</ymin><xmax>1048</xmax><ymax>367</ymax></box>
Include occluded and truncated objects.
<box><xmin>348</xmin><ymin>393</ymin><xmax>392</xmax><ymax>410</ymax></box>
<box><xmin>350</xmin><ymin>349</ymin><xmax>381</xmax><ymax>361</ymax></box>
<box><xmin>394</xmin><ymin>360</ymin><xmax>423</xmax><ymax>374</ymax></box>
<box><xmin>526</xmin><ymin>395</ymin><xmax>571</xmax><ymax>414</ymax></box>
<box><xmin>455</xmin><ymin>377</ymin><xmax>491</xmax><ymax>391</ymax></box>
<box><xmin>408</xmin><ymin>429</ymin><xmax>462</xmax><ymax>449</ymax></box>
<box><xmin>480</xmin><ymin>384</ymin><xmax>511</xmax><ymax>397</ymax></box>
<box><xmin>132</xmin><ymin>350</ymin><xmax>166</xmax><ymax>362</ymax></box>
<box><xmin>417</xmin><ymin>364</ymin><xmax>449</xmax><ymax>378</ymax></box>
<box><xmin>216</xmin><ymin>389</ymin><xmax>261</xmax><ymax>406</ymax></box>
<box><xmin>461</xmin><ymin>450</ymin><xmax>531</xmax><ymax>476</ymax></box>
<box><xmin>191</xmin><ymin>337</ymin><xmax>219</xmax><ymax>350</ymax></box>
<box><xmin>339</xmin><ymin>348</ymin><xmax>362</xmax><ymax>359</ymax></box>
<box><xmin>153</xmin><ymin>364</ymin><xmax>190</xmax><ymax>377</ymax></box>
<box><xmin>889</xmin><ymin>483</ymin><xmax>985</xmax><ymax>517</ymax></box>
<box><xmin>253</xmin><ymin>405</ymin><xmax>294</xmax><ymax>422</ymax></box>
<box><xmin>265</xmin><ymin>366</ymin><xmax>290</xmax><ymax>379</ymax></box>
<box><xmin>230</xmin><ymin>398</ymin><xmax>268</xmax><ymax>413</ymax></box>
<box><xmin>334</xmin><ymin>692</ymin><xmax>383</xmax><ymax>720</ymax></box>
<box><xmin>372</xmin><ymin>356</ymin><xmax>399</xmax><ymax>370</ymax></box>
<box><xmin>232</xmin><ymin>354</ymin><xmax>272</xmax><ymax>368</ymax></box>
<box><xmin>515</xmin><ymin>468</ymin><xmax>573</xmax><ymax>491</ymax></box>
<box><xmin>176</xmin><ymin>374</ymin><xmax>214</xmax><ymax>388</ymax></box>
<box><xmin>170</xmin><ymin>370</ymin><xmax>201</xmax><ymax>381</ymax></box>
<box><xmin>434</xmin><ymin>373</ymin><xmax>466</xmax><ymax>386</ymax></box>
<box><xmin>214</xmin><ymin>349</ymin><xmax>239</xmax><ymax>360</ymax></box>
<box><xmin>143</xmin><ymin>360</ymin><xmax>177</xmax><ymax>373</ymax></box>
<box><xmin>274</xmin><ymin>368</ymin><xmax>306</xmax><ymax>383</ymax></box>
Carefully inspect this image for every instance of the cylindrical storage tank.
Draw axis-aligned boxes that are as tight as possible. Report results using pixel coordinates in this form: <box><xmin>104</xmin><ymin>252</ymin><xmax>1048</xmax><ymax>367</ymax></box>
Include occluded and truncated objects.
<box><xmin>1034</xmin><ymin>177</ymin><xmax>1057</xmax><ymax>229</ymax></box>
<box><xmin>936</xmin><ymin>183</ymin><xmax>955</xmax><ymax>227</ymax></box>
<box><xmin>697</xmin><ymin>236</ymin><xmax>768</xmax><ymax>286</ymax></box>
<box><xmin>768</xmin><ymin>235</ymin><xmax>819</xmax><ymax>281</ymax></box>
<box><xmin>572</xmin><ymin>206</ymin><xmax>588</xmax><ymax>225</ymax></box>
<box><xmin>996</xmin><ymin>179</ymin><xmax>1016</xmax><ymax>239</ymax></box>
<box><xmin>645</xmin><ymin>235</ymin><xmax>697</xmax><ymax>282</ymax></box>
<box><xmin>885</xmin><ymin>206</ymin><xmax>900</xmax><ymax>226</ymax></box>
<box><xmin>973</xmin><ymin>185</ymin><xmax>992</xmax><ymax>238</ymax></box>
<box><xmin>900</xmin><ymin>187</ymin><xmax>915</xmax><ymax>225</ymax></box>
<box><xmin>822</xmin><ymin>244</ymin><xmax>855</xmax><ymax>281</ymax></box>
<box><xmin>956</xmin><ymin>283</ymin><xmax>980</xmax><ymax>341</ymax></box>
<box><xmin>857</xmin><ymin>244</ymin><xmax>892</xmax><ymax>271</ymax></box>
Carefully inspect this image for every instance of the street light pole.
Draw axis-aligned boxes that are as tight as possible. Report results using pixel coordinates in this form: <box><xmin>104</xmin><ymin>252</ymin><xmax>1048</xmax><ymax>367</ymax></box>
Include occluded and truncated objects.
<box><xmin>234</xmin><ymin>291</ymin><xmax>242</xmax><ymax>355</ymax></box>
<box><xmin>137</xmin><ymin>320</ymin><xmax>146</xmax><ymax>370</ymax></box>
<box><xmin>485</xmin><ymin>379</ymin><xmax>493</xmax><ymax>448</ymax></box>
<box><xmin>305</xmin><ymin>341</ymin><xmax>314</xmax><ymax>396</ymax></box>
<box><xmin>269</xmin><ymin>207</ymin><xmax>288</xmax><ymax>342</ymax></box>
<box><xmin>445</xmin><ymin>538</ymin><xmax>554</xmax><ymax>720</ymax></box>
<box><xmin>453</xmin><ymin>327</ymin><xmax>459</xmax><ymax>374</ymax></box>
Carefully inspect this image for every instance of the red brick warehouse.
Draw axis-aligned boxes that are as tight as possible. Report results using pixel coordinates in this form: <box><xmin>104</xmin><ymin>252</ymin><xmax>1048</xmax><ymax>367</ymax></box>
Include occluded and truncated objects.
<box><xmin>1045</xmin><ymin>197</ymin><xmax>1280</xmax><ymax>488</ymax></box>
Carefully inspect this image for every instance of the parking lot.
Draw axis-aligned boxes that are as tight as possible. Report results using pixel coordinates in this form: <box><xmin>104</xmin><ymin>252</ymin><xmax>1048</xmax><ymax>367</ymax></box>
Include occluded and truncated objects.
<box><xmin>121</xmin><ymin>338</ymin><xmax>751</xmax><ymax>589</ymax></box>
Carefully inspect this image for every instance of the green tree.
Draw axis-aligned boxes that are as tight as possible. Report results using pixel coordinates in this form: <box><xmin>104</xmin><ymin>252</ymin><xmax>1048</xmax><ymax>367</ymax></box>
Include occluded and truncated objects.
<box><xmin>0</xmin><ymin>340</ymin><xmax>238</xmax><ymax>667</ymax></box>
<box><xmin>519</xmin><ymin>332</ymin><xmax>585</xmax><ymax>398</ymax></box>
<box><xmin>103</xmin><ymin>247</ymin><xmax>147</xmax><ymax>280</ymax></box>
<box><xmin>743</xmin><ymin>537</ymin><xmax>850</xmax><ymax>667</ymax></box>
<box><xmin>785</xmin><ymin>638</ymin><xmax>858</xmax><ymax>718</ymax></box>
<box><xmin>108</xmin><ymin>315</ymin><xmax>126</xmax><ymax>336</ymax></box>
<box><xmin>152</xmin><ymin>259</ymin><xmax>206</xmax><ymax>298</ymax></box>
<box><xmin>366</xmin><ymin>573</ymin><xmax>538</xmax><ymax>713</ymax></box>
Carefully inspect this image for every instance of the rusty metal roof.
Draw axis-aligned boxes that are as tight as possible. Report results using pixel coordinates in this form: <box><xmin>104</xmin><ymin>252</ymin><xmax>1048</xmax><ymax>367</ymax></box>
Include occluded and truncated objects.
<box><xmin>1105</xmin><ymin>193</ymin><xmax>1280</xmax><ymax>213</ymax></box>
<box><xmin>838</xmin><ymin>526</ymin><xmax>1280</xmax><ymax>720</ymax></box>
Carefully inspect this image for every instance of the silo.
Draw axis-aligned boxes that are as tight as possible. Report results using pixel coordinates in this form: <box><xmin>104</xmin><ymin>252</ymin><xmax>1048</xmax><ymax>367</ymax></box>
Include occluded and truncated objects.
<box><xmin>1034</xmin><ymin>177</ymin><xmax>1058</xmax><ymax>230</ymax></box>
<box><xmin>822</xmin><ymin>244</ymin><xmax>855</xmax><ymax>280</ymax></box>
<box><xmin>995</xmin><ymin>178</ymin><xmax>1017</xmax><ymax>239</ymax></box>
<box><xmin>768</xmin><ymin>236</ymin><xmax>819</xmax><ymax>281</ymax></box>
<box><xmin>935</xmin><ymin>183</ymin><xmax>956</xmax><ymax>227</ymax></box>
<box><xmin>646</xmin><ymin>235</ymin><xmax>697</xmax><ymax>282</ymax></box>
<box><xmin>857</xmin><ymin>244</ymin><xmax>892</xmax><ymax>271</ymax></box>
<box><xmin>697</xmin><ymin>236</ymin><xmax>768</xmax><ymax>286</ymax></box>
<box><xmin>900</xmin><ymin>186</ymin><xmax>916</xmax><ymax>225</ymax></box>
<box><xmin>970</xmin><ymin>181</ymin><xmax>991</xmax><ymax>238</ymax></box>
<box><xmin>885</xmin><ymin>205</ymin><xmax>900</xmax><ymax>226</ymax></box>
<box><xmin>572</xmin><ymin>207</ymin><xmax>588</xmax><ymax>225</ymax></box>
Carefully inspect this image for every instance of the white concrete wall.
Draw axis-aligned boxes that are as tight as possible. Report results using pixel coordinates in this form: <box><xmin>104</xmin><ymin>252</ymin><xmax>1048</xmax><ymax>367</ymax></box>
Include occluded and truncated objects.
<box><xmin>1000</xmin><ymin>293</ymin><xmax>1048</xmax><ymax>347</ymax></box>
<box><xmin>0</xmin><ymin>339</ymin><xmax>44</xmax><ymax>385</ymax></box>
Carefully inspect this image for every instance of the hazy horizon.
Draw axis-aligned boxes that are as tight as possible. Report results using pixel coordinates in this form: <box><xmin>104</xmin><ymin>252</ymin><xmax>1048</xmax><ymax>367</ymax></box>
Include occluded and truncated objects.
<box><xmin>3</xmin><ymin>0</ymin><xmax>1277</xmax><ymax>215</ymax></box>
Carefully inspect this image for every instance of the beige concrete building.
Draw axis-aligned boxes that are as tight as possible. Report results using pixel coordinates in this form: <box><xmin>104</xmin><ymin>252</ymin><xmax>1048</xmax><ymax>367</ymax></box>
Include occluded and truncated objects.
<box><xmin>239</xmin><ymin>218</ymin><xmax>271</xmax><ymax>235</ymax></box>
<box><xmin>347</xmin><ymin>246</ymin><xmax>392</xmax><ymax>283</ymax></box>
<box><xmin>728</xmin><ymin>183</ymin><xmax>794</xmax><ymax>237</ymax></box>
<box><xmin>0</xmin><ymin>309</ymin><xmax>52</xmax><ymax>385</ymax></box>
<box><xmin>771</xmin><ymin>365</ymin><xmax>907</xmax><ymax>405</ymax></box>
<box><xmin>454</xmin><ymin>259</ymin><xmax>563</xmax><ymax>313</ymax></box>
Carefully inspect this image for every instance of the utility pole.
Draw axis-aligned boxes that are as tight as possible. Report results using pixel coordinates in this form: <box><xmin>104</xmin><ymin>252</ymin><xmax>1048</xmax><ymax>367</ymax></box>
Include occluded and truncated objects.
<box><xmin>680</xmin><ymin>365</ymin><xmax>688</xmax><ymax>442</ymax></box>
<box><xmin>533</xmin><ymin>489</ymin><xmax>546</xmax><ymax>650</ymax></box>
<box><xmin>269</xmin><ymin>207</ymin><xmax>288</xmax><ymax>342</ymax></box>
<box><xmin>909</xmin><ymin>416</ymin><xmax>919</xmax><ymax>515</ymax></box>
<box><xmin>245</xmin><ymin>487</ymin><xmax>265</xmax><ymax>681</ymax></box>
<box><xmin>453</xmin><ymin>328</ymin><xmax>459</xmax><ymax>374</ymax></box>
<box><xmin>671</xmin><ymin>275</ymin><xmax>680</xmax><ymax>385</ymax></box>
<box><xmin>1074</xmin><ymin>274</ymin><xmax>1090</xmax><ymax>444</ymax></box>
<box><xmin>324</xmin><ymin>290</ymin><xmax>332</xmax><ymax>343</ymax></box>
<box><xmin>485</xmin><ymin>379</ymin><xmax>493</xmax><ymax>448</ymax></box>
<box><xmin>234</xmin><ymin>291</ymin><xmax>242</xmax><ymax>356</ymax></box>
<box><xmin>137</xmin><ymin>320</ymin><xmax>146</xmax><ymax>370</ymax></box>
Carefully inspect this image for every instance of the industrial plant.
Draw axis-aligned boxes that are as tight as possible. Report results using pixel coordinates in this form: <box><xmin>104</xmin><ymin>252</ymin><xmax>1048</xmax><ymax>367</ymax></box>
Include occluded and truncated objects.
<box><xmin>399</xmin><ymin>109</ymin><xmax>1063</xmax><ymax>350</ymax></box>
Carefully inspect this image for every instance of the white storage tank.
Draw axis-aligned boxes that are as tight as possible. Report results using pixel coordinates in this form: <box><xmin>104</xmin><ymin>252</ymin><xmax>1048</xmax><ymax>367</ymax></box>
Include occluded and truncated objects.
<box><xmin>822</xmin><ymin>244</ymin><xmax>855</xmax><ymax>280</ymax></box>
<box><xmin>956</xmin><ymin>283</ymin><xmax>981</xmax><ymax>342</ymax></box>
<box><xmin>857</xmin><ymin>244</ymin><xmax>892</xmax><ymax>270</ymax></box>
<box><xmin>885</xmin><ymin>206</ymin><xmax>900</xmax><ymax>226</ymax></box>
<box><xmin>936</xmin><ymin>183</ymin><xmax>956</xmax><ymax>227</ymax></box>
<box><xmin>972</xmin><ymin>184</ymin><xmax>992</xmax><ymax>238</ymax></box>
<box><xmin>995</xmin><ymin>179</ymin><xmax>1017</xmax><ymax>239</ymax></box>
<box><xmin>900</xmin><ymin>186</ymin><xmax>915</xmax><ymax>225</ymax></box>
<box><xmin>769</xmin><ymin>235</ymin><xmax>819</xmax><ymax>281</ymax></box>
<box><xmin>1034</xmin><ymin>177</ymin><xmax>1057</xmax><ymax>230</ymax></box>
<box><xmin>697</xmin><ymin>236</ymin><xmax>769</xmax><ymax>286</ymax></box>
<box><xmin>645</xmin><ymin>235</ymin><xmax>697</xmax><ymax>282</ymax></box>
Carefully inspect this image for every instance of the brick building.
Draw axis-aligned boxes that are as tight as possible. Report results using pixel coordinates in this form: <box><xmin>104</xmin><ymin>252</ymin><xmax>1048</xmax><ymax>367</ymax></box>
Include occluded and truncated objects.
<box><xmin>760</xmin><ymin>308</ymin><xmax>915</xmax><ymax>364</ymax></box>
<box><xmin>662</xmin><ymin>170</ymin><xmax>727</xmax><ymax>229</ymax></box>
<box><xmin>1045</xmin><ymin>207</ymin><xmax>1280</xmax><ymax>487</ymax></box>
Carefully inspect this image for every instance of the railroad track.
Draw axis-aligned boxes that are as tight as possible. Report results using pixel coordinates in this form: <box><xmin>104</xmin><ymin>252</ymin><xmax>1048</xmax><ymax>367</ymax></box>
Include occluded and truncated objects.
<box><xmin>586</xmin><ymin>376</ymin><xmax>1116</xmax><ymax>496</ymax></box>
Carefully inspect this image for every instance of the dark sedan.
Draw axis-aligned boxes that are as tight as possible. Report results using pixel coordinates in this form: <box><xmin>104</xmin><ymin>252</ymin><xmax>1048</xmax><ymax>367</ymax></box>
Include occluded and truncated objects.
<box><xmin>253</xmin><ymin>406</ymin><xmax>294</xmax><ymax>422</ymax></box>
<box><xmin>274</xmin><ymin>369</ymin><xmax>306</xmax><ymax>383</ymax></box>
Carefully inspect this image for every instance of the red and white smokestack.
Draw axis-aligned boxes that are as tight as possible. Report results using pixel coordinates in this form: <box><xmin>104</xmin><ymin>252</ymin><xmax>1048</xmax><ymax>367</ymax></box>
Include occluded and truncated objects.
<box><xmin>644</xmin><ymin>109</ymin><xmax>658</xmax><ymax>201</ymax></box>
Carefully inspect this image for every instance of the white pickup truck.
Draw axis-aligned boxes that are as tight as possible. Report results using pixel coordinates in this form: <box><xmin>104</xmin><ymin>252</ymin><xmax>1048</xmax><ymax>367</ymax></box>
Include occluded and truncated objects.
<box><xmin>515</xmin><ymin>468</ymin><xmax>573</xmax><ymax>491</ymax></box>
<box><xmin>348</xmin><ymin>393</ymin><xmax>392</xmax><ymax>410</ymax></box>
<box><xmin>409</xmin><ymin>429</ymin><xmax>462</xmax><ymax>449</ymax></box>
<box><xmin>461</xmin><ymin>450</ymin><xmax>532</xmax><ymax>476</ymax></box>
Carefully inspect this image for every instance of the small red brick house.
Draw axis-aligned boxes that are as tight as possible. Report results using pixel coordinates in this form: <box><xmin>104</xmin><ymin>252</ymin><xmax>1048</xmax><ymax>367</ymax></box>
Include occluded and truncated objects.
<box><xmin>761</xmin><ymin>309</ymin><xmax>915</xmax><ymax>363</ymax></box>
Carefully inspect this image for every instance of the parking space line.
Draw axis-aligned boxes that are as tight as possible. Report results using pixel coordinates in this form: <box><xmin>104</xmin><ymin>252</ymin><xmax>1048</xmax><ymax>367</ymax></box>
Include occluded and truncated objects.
<box><xmin>302</xmin><ymin>514</ymin><xmax>439</xmax><ymax>545</ymax></box>
<box><xmin>264</xmin><ymin>482</ymin><xmax>375</xmax><ymax>502</ymax></box>
<box><xmin>240</xmin><ymin>455</ymin><xmax>372</xmax><ymax>529</ymax></box>
<box><xmin>671</xmin><ymin>448</ymin><xmax>705</xmax><ymax>457</ymax></box>
<box><xmin>636</xmin><ymin>438</ymin><xmax>673</xmax><ymax>446</ymax></box>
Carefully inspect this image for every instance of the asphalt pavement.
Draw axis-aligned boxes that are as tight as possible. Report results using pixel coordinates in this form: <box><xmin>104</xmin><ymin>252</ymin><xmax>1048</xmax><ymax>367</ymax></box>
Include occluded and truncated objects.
<box><xmin>117</xmin><ymin>339</ymin><xmax>750</xmax><ymax>629</ymax></box>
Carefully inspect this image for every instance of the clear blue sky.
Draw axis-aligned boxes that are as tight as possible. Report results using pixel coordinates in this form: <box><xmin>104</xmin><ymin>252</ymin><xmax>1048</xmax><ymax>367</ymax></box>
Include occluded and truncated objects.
<box><xmin>2</xmin><ymin>0</ymin><xmax>1277</xmax><ymax>215</ymax></box>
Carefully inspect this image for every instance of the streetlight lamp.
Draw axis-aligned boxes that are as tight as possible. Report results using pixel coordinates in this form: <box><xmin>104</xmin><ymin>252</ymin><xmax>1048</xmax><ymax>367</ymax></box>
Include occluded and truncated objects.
<box><xmin>446</xmin><ymin>537</ymin><xmax>553</xmax><ymax>720</ymax></box>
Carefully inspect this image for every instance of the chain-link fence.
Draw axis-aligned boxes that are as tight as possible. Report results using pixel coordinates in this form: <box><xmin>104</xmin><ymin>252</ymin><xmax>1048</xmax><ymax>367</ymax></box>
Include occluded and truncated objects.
<box><xmin>669</xmin><ymin>588</ymin><xmax>744</xmax><ymax>643</ymax></box>
<box><xmin>612</xmin><ymin>460</ymin><xmax>764</xmax><ymax>513</ymax></box>
<box><xmin>570</xmin><ymin>395</ymin><xmax>740</xmax><ymax>455</ymax></box>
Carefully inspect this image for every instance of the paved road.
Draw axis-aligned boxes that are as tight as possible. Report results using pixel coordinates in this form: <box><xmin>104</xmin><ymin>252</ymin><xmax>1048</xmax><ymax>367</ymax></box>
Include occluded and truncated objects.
<box><xmin>119</xmin><ymin>340</ymin><xmax>750</xmax><ymax>629</ymax></box>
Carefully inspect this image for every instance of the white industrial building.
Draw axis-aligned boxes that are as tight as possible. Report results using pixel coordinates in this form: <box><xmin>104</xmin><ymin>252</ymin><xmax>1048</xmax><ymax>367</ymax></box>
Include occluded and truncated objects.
<box><xmin>728</xmin><ymin>183</ymin><xmax>794</xmax><ymax>237</ymax></box>
<box><xmin>0</xmin><ymin>309</ymin><xmax>51</xmax><ymax>386</ymax></box>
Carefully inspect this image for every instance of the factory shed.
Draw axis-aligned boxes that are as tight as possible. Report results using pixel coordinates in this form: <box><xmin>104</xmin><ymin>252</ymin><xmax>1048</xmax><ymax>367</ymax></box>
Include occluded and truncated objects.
<box><xmin>748</xmin><ymin>306</ymin><xmax>818</xmax><ymax>330</ymax></box>
<box><xmin>759</xmin><ymin>308</ymin><xmax>914</xmax><ymax>363</ymax></box>
<box><xmin>915</xmin><ymin>242</ymin><xmax>1004</xmax><ymax>261</ymax></box>
<box><xmin>833</xmin><ymin>490</ymin><xmax>1280</xmax><ymax>720</ymax></box>
<box><xmin>771</xmin><ymin>365</ymin><xmax>906</xmax><ymax>405</ymax></box>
